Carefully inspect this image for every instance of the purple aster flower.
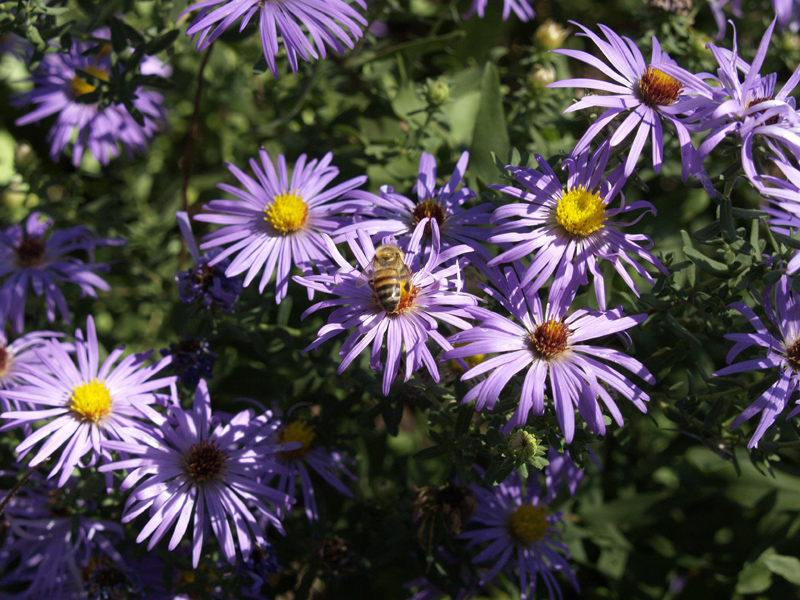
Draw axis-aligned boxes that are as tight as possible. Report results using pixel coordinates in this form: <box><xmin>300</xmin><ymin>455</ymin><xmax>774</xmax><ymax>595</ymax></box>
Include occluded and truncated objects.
<box><xmin>0</xmin><ymin>329</ymin><xmax>61</xmax><ymax>413</ymax></box>
<box><xmin>756</xmin><ymin>158</ymin><xmax>800</xmax><ymax>274</ymax></box>
<box><xmin>463</xmin><ymin>0</ymin><xmax>535</xmax><ymax>21</ymax></box>
<box><xmin>0</xmin><ymin>315</ymin><xmax>175</xmax><ymax>487</ymax></box>
<box><xmin>194</xmin><ymin>150</ymin><xmax>368</xmax><ymax>304</ymax></box>
<box><xmin>182</xmin><ymin>0</ymin><xmax>367</xmax><ymax>79</ymax></box>
<box><xmin>0</xmin><ymin>474</ymin><xmax>126</xmax><ymax>600</ymax></box>
<box><xmin>488</xmin><ymin>142</ymin><xmax>666</xmax><ymax>310</ymax></box>
<box><xmin>658</xmin><ymin>19</ymin><xmax>800</xmax><ymax>192</ymax></box>
<box><xmin>713</xmin><ymin>275</ymin><xmax>800</xmax><ymax>448</ymax></box>
<box><xmin>161</xmin><ymin>337</ymin><xmax>218</xmax><ymax>389</ymax></box>
<box><xmin>0</xmin><ymin>212</ymin><xmax>123</xmax><ymax>334</ymax></box>
<box><xmin>339</xmin><ymin>151</ymin><xmax>492</xmax><ymax>261</ymax></box>
<box><xmin>445</xmin><ymin>263</ymin><xmax>654</xmax><ymax>442</ymax></box>
<box><xmin>547</xmin><ymin>22</ymin><xmax>708</xmax><ymax>180</ymax></box>
<box><xmin>98</xmin><ymin>380</ymin><xmax>293</xmax><ymax>568</ymax></box>
<box><xmin>175</xmin><ymin>211</ymin><xmax>242</xmax><ymax>312</ymax></box>
<box><xmin>295</xmin><ymin>219</ymin><xmax>479</xmax><ymax>395</ymax></box>
<box><xmin>459</xmin><ymin>467</ymin><xmax>578</xmax><ymax>600</ymax></box>
<box><xmin>259</xmin><ymin>404</ymin><xmax>356</xmax><ymax>522</ymax></box>
<box><xmin>14</xmin><ymin>35</ymin><xmax>169</xmax><ymax>167</ymax></box>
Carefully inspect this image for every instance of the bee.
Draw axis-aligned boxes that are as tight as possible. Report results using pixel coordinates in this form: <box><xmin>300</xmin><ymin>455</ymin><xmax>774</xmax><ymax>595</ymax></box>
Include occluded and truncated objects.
<box><xmin>355</xmin><ymin>244</ymin><xmax>411</xmax><ymax>313</ymax></box>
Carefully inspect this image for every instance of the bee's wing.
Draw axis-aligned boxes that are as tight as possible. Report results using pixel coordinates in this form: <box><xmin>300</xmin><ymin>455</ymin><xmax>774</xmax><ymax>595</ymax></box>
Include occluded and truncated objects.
<box><xmin>354</xmin><ymin>263</ymin><xmax>375</xmax><ymax>288</ymax></box>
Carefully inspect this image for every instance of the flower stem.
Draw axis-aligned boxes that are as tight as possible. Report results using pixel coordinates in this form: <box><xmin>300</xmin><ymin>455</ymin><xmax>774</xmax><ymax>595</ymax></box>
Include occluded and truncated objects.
<box><xmin>0</xmin><ymin>462</ymin><xmax>44</xmax><ymax>518</ymax></box>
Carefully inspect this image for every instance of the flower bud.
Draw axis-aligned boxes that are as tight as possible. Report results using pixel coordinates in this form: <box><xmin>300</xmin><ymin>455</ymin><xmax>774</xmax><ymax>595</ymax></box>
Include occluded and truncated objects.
<box><xmin>534</xmin><ymin>19</ymin><xmax>569</xmax><ymax>51</ymax></box>
<box><xmin>425</xmin><ymin>80</ymin><xmax>451</xmax><ymax>107</ymax></box>
<box><xmin>507</xmin><ymin>430</ymin><xmax>540</xmax><ymax>462</ymax></box>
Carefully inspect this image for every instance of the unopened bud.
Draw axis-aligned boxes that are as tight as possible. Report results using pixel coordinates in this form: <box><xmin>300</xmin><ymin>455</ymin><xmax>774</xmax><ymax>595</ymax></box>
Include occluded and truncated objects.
<box><xmin>14</xmin><ymin>142</ymin><xmax>36</xmax><ymax>171</ymax></box>
<box><xmin>528</xmin><ymin>64</ymin><xmax>556</xmax><ymax>91</ymax></box>
<box><xmin>507</xmin><ymin>430</ymin><xmax>539</xmax><ymax>462</ymax></box>
<box><xmin>534</xmin><ymin>19</ymin><xmax>569</xmax><ymax>51</ymax></box>
<box><xmin>425</xmin><ymin>80</ymin><xmax>451</xmax><ymax>107</ymax></box>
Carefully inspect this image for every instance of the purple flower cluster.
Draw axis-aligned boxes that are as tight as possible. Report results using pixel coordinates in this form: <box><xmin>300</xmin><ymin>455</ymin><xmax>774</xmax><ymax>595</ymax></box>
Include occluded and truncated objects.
<box><xmin>550</xmin><ymin>19</ymin><xmax>800</xmax><ymax>194</ymax></box>
<box><xmin>0</xmin><ymin>475</ymin><xmax>129</xmax><ymax>600</ymax></box>
<box><xmin>296</xmin><ymin>219</ymin><xmax>479</xmax><ymax>395</ymax></box>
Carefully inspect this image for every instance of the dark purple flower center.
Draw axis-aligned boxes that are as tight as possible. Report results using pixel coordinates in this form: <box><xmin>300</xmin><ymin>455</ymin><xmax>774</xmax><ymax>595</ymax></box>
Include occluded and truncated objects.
<box><xmin>637</xmin><ymin>66</ymin><xmax>682</xmax><ymax>108</ymax></box>
<box><xmin>15</xmin><ymin>235</ymin><xmax>46</xmax><ymax>267</ymax></box>
<box><xmin>82</xmin><ymin>557</ymin><xmax>127</xmax><ymax>589</ymax></box>
<box><xmin>411</xmin><ymin>198</ymin><xmax>446</xmax><ymax>237</ymax></box>
<box><xmin>786</xmin><ymin>339</ymin><xmax>800</xmax><ymax>372</ymax></box>
<box><xmin>192</xmin><ymin>264</ymin><xmax>220</xmax><ymax>291</ymax></box>
<box><xmin>185</xmin><ymin>440</ymin><xmax>227</xmax><ymax>483</ymax></box>
<box><xmin>745</xmin><ymin>96</ymin><xmax>780</xmax><ymax>126</ymax></box>
<box><xmin>528</xmin><ymin>319</ymin><xmax>571</xmax><ymax>360</ymax></box>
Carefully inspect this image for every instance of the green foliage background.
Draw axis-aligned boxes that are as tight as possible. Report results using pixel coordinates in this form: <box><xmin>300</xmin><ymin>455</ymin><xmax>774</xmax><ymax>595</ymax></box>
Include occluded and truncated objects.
<box><xmin>3</xmin><ymin>0</ymin><xmax>800</xmax><ymax>598</ymax></box>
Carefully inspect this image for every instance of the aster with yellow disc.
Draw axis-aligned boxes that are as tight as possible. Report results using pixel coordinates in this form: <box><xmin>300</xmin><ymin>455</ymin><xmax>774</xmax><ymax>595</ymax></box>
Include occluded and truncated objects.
<box><xmin>459</xmin><ymin>467</ymin><xmax>579</xmax><ymax>600</ymax></box>
<box><xmin>195</xmin><ymin>150</ymin><xmax>371</xmax><ymax>304</ymax></box>
<box><xmin>488</xmin><ymin>141</ymin><xmax>666</xmax><ymax>310</ymax></box>
<box><xmin>0</xmin><ymin>316</ymin><xmax>175</xmax><ymax>487</ymax></box>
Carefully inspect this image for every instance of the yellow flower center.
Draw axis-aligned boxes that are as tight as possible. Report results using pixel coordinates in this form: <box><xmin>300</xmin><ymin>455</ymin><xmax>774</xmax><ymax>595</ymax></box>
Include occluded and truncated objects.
<box><xmin>637</xmin><ymin>66</ymin><xmax>683</xmax><ymax>108</ymax></box>
<box><xmin>71</xmin><ymin>66</ymin><xmax>109</xmax><ymax>98</ymax></box>
<box><xmin>528</xmin><ymin>319</ymin><xmax>571</xmax><ymax>360</ymax></box>
<box><xmin>70</xmin><ymin>379</ymin><xmax>113</xmax><ymax>422</ymax></box>
<box><xmin>555</xmin><ymin>185</ymin><xmax>606</xmax><ymax>237</ymax></box>
<box><xmin>264</xmin><ymin>191</ymin><xmax>308</xmax><ymax>234</ymax></box>
<box><xmin>278</xmin><ymin>419</ymin><xmax>316</xmax><ymax>459</ymax></box>
<box><xmin>508</xmin><ymin>504</ymin><xmax>549</xmax><ymax>545</ymax></box>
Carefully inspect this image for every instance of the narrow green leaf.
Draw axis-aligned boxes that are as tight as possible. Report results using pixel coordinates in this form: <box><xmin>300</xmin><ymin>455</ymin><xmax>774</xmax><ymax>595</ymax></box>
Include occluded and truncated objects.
<box><xmin>719</xmin><ymin>197</ymin><xmax>737</xmax><ymax>242</ymax></box>
<box><xmin>414</xmin><ymin>445</ymin><xmax>451</xmax><ymax>461</ymax></box>
<box><xmin>683</xmin><ymin>246</ymin><xmax>731</xmax><ymax>277</ymax></box>
<box><xmin>470</xmin><ymin>63</ymin><xmax>510</xmax><ymax>184</ymax></box>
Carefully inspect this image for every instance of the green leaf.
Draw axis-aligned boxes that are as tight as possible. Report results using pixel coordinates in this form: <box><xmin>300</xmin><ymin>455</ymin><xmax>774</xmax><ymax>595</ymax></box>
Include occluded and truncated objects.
<box><xmin>414</xmin><ymin>444</ymin><xmax>451</xmax><ymax>461</ymax></box>
<box><xmin>145</xmin><ymin>30</ymin><xmax>179</xmax><ymax>56</ymax></box>
<box><xmin>719</xmin><ymin>197</ymin><xmax>737</xmax><ymax>242</ymax></box>
<box><xmin>764</xmin><ymin>553</ymin><xmax>800</xmax><ymax>585</ymax></box>
<box><xmin>682</xmin><ymin>246</ymin><xmax>731</xmax><ymax>277</ymax></box>
<box><xmin>736</xmin><ymin>551</ymin><xmax>773</xmax><ymax>594</ymax></box>
<box><xmin>470</xmin><ymin>63</ymin><xmax>510</xmax><ymax>184</ymax></box>
<box><xmin>454</xmin><ymin>405</ymin><xmax>473</xmax><ymax>438</ymax></box>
